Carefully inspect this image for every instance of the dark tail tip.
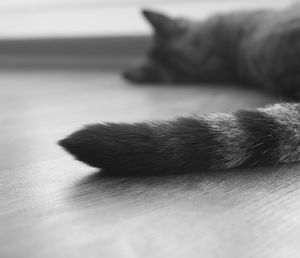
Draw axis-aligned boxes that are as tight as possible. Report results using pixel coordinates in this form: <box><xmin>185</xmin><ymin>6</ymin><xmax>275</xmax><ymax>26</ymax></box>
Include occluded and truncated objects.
<box><xmin>57</xmin><ymin>122</ymin><xmax>177</xmax><ymax>176</ymax></box>
<box><xmin>58</xmin><ymin>138</ymin><xmax>66</xmax><ymax>148</ymax></box>
<box><xmin>58</xmin><ymin>137</ymin><xmax>72</xmax><ymax>153</ymax></box>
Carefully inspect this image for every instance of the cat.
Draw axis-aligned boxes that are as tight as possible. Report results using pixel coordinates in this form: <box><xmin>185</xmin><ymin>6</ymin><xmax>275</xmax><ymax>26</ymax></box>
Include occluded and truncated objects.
<box><xmin>59</xmin><ymin>4</ymin><xmax>300</xmax><ymax>176</ymax></box>
<box><xmin>124</xmin><ymin>7</ymin><xmax>300</xmax><ymax>96</ymax></box>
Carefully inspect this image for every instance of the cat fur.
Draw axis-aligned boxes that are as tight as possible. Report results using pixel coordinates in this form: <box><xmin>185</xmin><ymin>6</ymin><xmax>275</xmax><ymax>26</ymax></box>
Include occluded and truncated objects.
<box><xmin>59</xmin><ymin>4</ymin><xmax>300</xmax><ymax>175</ymax></box>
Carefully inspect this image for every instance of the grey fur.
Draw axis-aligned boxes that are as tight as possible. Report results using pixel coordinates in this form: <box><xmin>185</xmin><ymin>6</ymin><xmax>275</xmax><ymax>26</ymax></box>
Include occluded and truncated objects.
<box><xmin>59</xmin><ymin>4</ymin><xmax>300</xmax><ymax>175</ymax></box>
<box><xmin>125</xmin><ymin>5</ymin><xmax>300</xmax><ymax>97</ymax></box>
<box><xmin>59</xmin><ymin>103</ymin><xmax>300</xmax><ymax>175</ymax></box>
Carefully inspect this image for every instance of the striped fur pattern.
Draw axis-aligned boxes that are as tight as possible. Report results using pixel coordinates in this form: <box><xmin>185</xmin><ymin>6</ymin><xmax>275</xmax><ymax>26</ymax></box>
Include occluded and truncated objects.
<box><xmin>59</xmin><ymin>103</ymin><xmax>300</xmax><ymax>176</ymax></box>
<box><xmin>59</xmin><ymin>4</ymin><xmax>300</xmax><ymax>175</ymax></box>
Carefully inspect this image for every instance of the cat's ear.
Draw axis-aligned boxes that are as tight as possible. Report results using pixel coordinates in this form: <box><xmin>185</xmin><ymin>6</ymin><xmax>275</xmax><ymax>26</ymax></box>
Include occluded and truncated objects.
<box><xmin>142</xmin><ymin>9</ymin><xmax>177</xmax><ymax>36</ymax></box>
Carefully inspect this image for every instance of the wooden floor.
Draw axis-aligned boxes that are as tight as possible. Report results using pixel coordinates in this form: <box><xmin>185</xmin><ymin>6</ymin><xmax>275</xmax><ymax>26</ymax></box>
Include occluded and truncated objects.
<box><xmin>1</xmin><ymin>68</ymin><xmax>300</xmax><ymax>258</ymax></box>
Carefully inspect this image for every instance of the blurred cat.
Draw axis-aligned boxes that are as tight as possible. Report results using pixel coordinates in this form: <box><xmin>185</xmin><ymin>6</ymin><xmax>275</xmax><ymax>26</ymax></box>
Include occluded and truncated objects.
<box><xmin>125</xmin><ymin>7</ymin><xmax>300</xmax><ymax>97</ymax></box>
<box><xmin>59</xmin><ymin>4</ymin><xmax>300</xmax><ymax>176</ymax></box>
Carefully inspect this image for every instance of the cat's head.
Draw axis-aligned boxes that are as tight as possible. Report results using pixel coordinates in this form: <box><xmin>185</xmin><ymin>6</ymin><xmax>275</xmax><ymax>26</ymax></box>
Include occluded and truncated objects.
<box><xmin>123</xmin><ymin>9</ymin><xmax>231</xmax><ymax>84</ymax></box>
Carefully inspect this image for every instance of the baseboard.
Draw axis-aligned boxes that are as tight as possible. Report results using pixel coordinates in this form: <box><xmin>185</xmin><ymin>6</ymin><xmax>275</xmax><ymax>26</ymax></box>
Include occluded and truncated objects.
<box><xmin>0</xmin><ymin>35</ymin><xmax>150</xmax><ymax>69</ymax></box>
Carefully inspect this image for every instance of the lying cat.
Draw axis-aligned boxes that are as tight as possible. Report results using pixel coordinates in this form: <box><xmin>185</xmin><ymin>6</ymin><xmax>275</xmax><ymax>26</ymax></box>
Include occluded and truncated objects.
<box><xmin>59</xmin><ymin>4</ymin><xmax>300</xmax><ymax>176</ymax></box>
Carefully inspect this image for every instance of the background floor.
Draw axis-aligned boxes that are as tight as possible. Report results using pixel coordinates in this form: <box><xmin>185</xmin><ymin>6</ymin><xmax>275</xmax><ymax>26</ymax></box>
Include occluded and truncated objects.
<box><xmin>1</xmin><ymin>68</ymin><xmax>300</xmax><ymax>258</ymax></box>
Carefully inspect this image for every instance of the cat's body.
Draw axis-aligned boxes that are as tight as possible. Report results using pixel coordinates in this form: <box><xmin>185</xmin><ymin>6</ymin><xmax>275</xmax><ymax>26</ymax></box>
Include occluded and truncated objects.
<box><xmin>125</xmin><ymin>6</ymin><xmax>300</xmax><ymax>97</ymax></box>
<box><xmin>59</xmin><ymin>4</ymin><xmax>300</xmax><ymax>176</ymax></box>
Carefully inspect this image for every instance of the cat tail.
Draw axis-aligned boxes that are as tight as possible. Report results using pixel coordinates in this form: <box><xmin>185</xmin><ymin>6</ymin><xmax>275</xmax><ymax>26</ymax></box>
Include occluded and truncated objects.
<box><xmin>58</xmin><ymin>103</ymin><xmax>300</xmax><ymax>176</ymax></box>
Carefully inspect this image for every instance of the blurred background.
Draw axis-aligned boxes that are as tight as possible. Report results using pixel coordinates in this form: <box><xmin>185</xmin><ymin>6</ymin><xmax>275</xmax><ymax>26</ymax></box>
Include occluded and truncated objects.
<box><xmin>0</xmin><ymin>0</ymin><xmax>293</xmax><ymax>38</ymax></box>
<box><xmin>0</xmin><ymin>0</ymin><xmax>294</xmax><ymax>67</ymax></box>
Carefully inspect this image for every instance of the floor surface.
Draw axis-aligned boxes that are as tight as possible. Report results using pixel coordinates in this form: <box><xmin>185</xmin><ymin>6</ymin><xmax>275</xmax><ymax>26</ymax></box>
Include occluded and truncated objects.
<box><xmin>1</xmin><ymin>68</ymin><xmax>300</xmax><ymax>258</ymax></box>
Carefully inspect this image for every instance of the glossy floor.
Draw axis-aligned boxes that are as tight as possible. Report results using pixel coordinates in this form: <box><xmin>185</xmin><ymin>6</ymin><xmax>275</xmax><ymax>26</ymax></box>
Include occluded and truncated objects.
<box><xmin>1</xmin><ymin>68</ymin><xmax>300</xmax><ymax>258</ymax></box>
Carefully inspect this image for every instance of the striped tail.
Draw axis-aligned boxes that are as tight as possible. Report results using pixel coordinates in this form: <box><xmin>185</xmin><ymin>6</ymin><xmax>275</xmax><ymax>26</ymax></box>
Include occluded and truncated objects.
<box><xmin>58</xmin><ymin>103</ymin><xmax>300</xmax><ymax>176</ymax></box>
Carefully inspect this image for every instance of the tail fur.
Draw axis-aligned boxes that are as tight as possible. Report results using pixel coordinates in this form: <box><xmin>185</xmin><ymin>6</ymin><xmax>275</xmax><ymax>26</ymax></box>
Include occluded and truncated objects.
<box><xmin>59</xmin><ymin>103</ymin><xmax>300</xmax><ymax>176</ymax></box>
